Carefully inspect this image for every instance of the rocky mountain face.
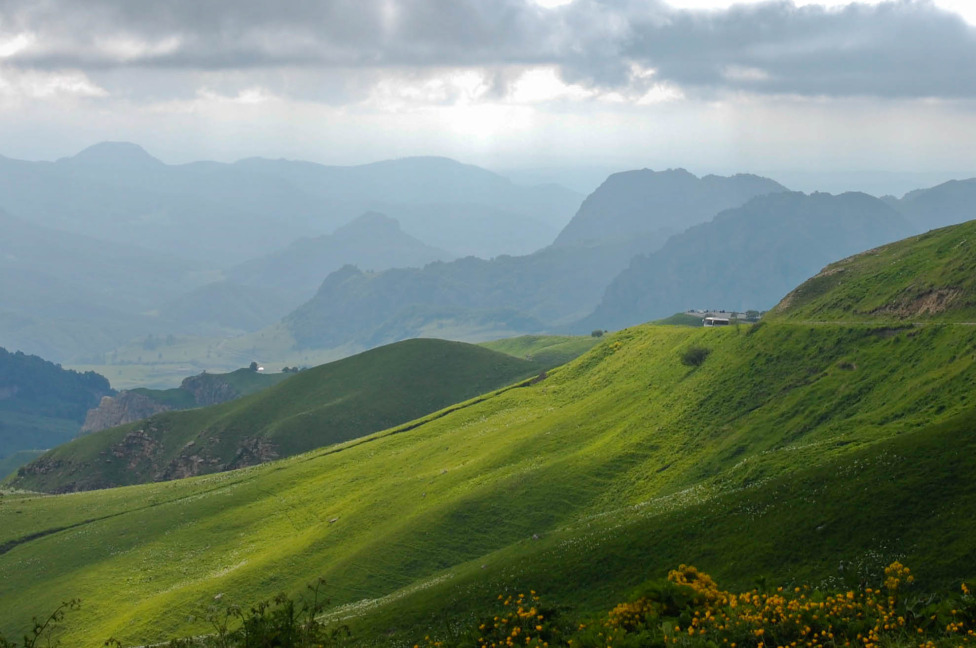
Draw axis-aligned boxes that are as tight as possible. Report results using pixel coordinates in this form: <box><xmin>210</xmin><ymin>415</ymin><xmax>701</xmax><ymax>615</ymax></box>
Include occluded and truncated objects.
<box><xmin>179</xmin><ymin>372</ymin><xmax>241</xmax><ymax>406</ymax></box>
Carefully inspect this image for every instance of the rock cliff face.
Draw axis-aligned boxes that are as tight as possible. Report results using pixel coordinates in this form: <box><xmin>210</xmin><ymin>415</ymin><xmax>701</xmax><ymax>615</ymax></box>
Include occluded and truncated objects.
<box><xmin>179</xmin><ymin>373</ymin><xmax>239</xmax><ymax>406</ymax></box>
<box><xmin>81</xmin><ymin>392</ymin><xmax>172</xmax><ymax>434</ymax></box>
<box><xmin>80</xmin><ymin>371</ymin><xmax>251</xmax><ymax>434</ymax></box>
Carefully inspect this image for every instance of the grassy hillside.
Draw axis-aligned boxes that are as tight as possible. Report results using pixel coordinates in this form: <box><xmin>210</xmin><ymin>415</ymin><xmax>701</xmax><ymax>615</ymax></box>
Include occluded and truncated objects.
<box><xmin>769</xmin><ymin>219</ymin><xmax>976</xmax><ymax>322</ymax></box>
<box><xmin>479</xmin><ymin>334</ymin><xmax>600</xmax><ymax>368</ymax></box>
<box><xmin>6</xmin><ymin>339</ymin><xmax>542</xmax><ymax>492</ymax></box>
<box><xmin>3</xmin><ymin>223</ymin><xmax>976</xmax><ymax>647</ymax></box>
<box><xmin>2</xmin><ymin>318</ymin><xmax>976</xmax><ymax>645</ymax></box>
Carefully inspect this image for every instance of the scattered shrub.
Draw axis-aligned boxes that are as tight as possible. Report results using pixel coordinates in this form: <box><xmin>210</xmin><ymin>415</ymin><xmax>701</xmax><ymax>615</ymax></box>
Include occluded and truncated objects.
<box><xmin>173</xmin><ymin>578</ymin><xmax>347</xmax><ymax>648</ymax></box>
<box><xmin>680</xmin><ymin>346</ymin><xmax>711</xmax><ymax>367</ymax></box>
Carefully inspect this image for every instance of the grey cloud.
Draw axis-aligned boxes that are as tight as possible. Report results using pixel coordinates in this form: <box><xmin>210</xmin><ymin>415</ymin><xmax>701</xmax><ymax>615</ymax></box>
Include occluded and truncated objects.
<box><xmin>1</xmin><ymin>0</ymin><xmax>975</xmax><ymax>98</ymax></box>
<box><xmin>1</xmin><ymin>0</ymin><xmax>556</xmax><ymax>69</ymax></box>
<box><xmin>617</xmin><ymin>1</ymin><xmax>976</xmax><ymax>98</ymax></box>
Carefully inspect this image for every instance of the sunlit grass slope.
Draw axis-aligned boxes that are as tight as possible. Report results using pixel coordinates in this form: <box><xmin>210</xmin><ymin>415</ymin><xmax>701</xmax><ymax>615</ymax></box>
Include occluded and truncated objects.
<box><xmin>479</xmin><ymin>334</ymin><xmax>600</xmax><ymax>368</ymax></box>
<box><xmin>769</xmin><ymin>219</ymin><xmax>976</xmax><ymax>322</ymax></box>
<box><xmin>6</xmin><ymin>338</ymin><xmax>541</xmax><ymax>492</ymax></box>
<box><xmin>2</xmin><ymin>314</ymin><xmax>976</xmax><ymax>645</ymax></box>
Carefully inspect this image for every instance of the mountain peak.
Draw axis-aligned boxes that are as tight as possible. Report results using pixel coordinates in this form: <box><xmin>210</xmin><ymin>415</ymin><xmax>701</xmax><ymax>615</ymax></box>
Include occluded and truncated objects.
<box><xmin>62</xmin><ymin>141</ymin><xmax>163</xmax><ymax>168</ymax></box>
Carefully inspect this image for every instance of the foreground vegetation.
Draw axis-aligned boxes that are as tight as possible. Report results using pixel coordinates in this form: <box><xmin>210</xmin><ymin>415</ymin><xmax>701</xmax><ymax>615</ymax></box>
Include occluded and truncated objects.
<box><xmin>4</xmin><ymin>563</ymin><xmax>973</xmax><ymax>648</ymax></box>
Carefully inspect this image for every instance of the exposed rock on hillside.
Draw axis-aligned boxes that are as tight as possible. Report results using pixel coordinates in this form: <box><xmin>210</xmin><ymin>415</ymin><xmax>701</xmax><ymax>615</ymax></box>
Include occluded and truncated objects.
<box><xmin>79</xmin><ymin>368</ymin><xmax>286</xmax><ymax>435</ymax></box>
<box><xmin>180</xmin><ymin>373</ymin><xmax>239</xmax><ymax>406</ymax></box>
<box><xmin>81</xmin><ymin>392</ymin><xmax>172</xmax><ymax>434</ymax></box>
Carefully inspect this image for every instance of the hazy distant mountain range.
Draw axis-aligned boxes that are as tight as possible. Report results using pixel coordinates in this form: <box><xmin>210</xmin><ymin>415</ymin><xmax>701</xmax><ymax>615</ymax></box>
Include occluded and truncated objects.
<box><xmin>0</xmin><ymin>207</ymin><xmax>207</xmax><ymax>361</ymax></box>
<box><xmin>277</xmin><ymin>173</ymin><xmax>975</xmax><ymax>353</ymax></box>
<box><xmin>0</xmin><ymin>143</ymin><xmax>580</xmax><ymax>265</ymax></box>
<box><xmin>0</xmin><ymin>143</ymin><xmax>581</xmax><ymax>362</ymax></box>
<box><xmin>281</xmin><ymin>169</ymin><xmax>788</xmax><ymax>350</ymax></box>
<box><xmin>164</xmin><ymin>212</ymin><xmax>454</xmax><ymax>331</ymax></box>
<box><xmin>553</xmin><ymin>168</ymin><xmax>787</xmax><ymax>247</ymax></box>
<box><xmin>1</xmin><ymin>142</ymin><xmax>974</xmax><ymax>376</ymax></box>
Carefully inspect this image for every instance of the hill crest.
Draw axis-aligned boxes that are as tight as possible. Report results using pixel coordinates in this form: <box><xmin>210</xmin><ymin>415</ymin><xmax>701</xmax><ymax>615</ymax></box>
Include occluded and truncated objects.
<box><xmin>8</xmin><ymin>338</ymin><xmax>542</xmax><ymax>492</ymax></box>
<box><xmin>769</xmin><ymin>219</ymin><xmax>976</xmax><ymax>322</ymax></box>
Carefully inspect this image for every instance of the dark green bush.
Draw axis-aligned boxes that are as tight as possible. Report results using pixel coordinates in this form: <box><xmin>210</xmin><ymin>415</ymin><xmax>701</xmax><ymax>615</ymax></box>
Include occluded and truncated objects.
<box><xmin>680</xmin><ymin>346</ymin><xmax>711</xmax><ymax>367</ymax></box>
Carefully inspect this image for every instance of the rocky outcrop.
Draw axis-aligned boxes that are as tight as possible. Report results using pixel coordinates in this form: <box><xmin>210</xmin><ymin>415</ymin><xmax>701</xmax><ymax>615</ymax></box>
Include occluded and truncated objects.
<box><xmin>81</xmin><ymin>372</ymin><xmax>247</xmax><ymax>435</ymax></box>
<box><xmin>180</xmin><ymin>373</ymin><xmax>240</xmax><ymax>406</ymax></box>
<box><xmin>81</xmin><ymin>392</ymin><xmax>172</xmax><ymax>434</ymax></box>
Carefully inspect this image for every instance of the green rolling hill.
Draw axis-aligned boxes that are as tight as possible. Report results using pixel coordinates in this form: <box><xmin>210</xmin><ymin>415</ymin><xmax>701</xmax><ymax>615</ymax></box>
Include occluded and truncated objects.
<box><xmin>2</xmin><ymin>222</ymin><xmax>976</xmax><ymax>646</ymax></box>
<box><xmin>768</xmin><ymin>221</ymin><xmax>976</xmax><ymax>323</ymax></box>
<box><xmin>6</xmin><ymin>339</ymin><xmax>542</xmax><ymax>492</ymax></box>
<box><xmin>479</xmin><ymin>334</ymin><xmax>601</xmax><ymax>367</ymax></box>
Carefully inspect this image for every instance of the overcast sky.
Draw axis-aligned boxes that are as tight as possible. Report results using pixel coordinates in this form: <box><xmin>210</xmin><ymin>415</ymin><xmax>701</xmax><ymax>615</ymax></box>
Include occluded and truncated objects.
<box><xmin>1</xmin><ymin>0</ymin><xmax>974</xmax><ymax>192</ymax></box>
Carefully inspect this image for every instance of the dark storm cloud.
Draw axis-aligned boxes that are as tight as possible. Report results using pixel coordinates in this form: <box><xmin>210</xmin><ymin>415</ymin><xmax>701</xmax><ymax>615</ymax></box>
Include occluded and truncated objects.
<box><xmin>1</xmin><ymin>0</ymin><xmax>974</xmax><ymax>98</ymax></box>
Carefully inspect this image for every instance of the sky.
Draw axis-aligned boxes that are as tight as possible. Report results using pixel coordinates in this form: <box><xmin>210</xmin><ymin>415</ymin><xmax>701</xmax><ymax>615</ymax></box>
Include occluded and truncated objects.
<box><xmin>1</xmin><ymin>0</ymin><xmax>974</xmax><ymax>194</ymax></box>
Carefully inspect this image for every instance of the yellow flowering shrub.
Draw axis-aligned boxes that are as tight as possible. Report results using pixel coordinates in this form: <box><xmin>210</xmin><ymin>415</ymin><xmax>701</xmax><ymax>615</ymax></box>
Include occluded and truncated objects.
<box><xmin>421</xmin><ymin>564</ymin><xmax>976</xmax><ymax>648</ymax></box>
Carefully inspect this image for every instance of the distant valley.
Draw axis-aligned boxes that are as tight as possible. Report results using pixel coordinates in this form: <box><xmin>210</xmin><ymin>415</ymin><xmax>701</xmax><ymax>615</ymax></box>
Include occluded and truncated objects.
<box><xmin>0</xmin><ymin>143</ymin><xmax>582</xmax><ymax>369</ymax></box>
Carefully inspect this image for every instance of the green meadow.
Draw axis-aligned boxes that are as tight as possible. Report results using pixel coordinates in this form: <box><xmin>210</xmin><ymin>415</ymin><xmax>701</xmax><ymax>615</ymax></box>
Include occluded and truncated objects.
<box><xmin>479</xmin><ymin>334</ymin><xmax>601</xmax><ymax>367</ymax></box>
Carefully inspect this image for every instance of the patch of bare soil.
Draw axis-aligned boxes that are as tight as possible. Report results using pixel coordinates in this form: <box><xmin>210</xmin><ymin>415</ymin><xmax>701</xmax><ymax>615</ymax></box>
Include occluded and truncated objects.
<box><xmin>870</xmin><ymin>288</ymin><xmax>963</xmax><ymax>318</ymax></box>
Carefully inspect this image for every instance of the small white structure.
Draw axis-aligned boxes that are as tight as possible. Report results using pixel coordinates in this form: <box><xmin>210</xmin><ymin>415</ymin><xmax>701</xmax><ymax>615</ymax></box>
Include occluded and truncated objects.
<box><xmin>703</xmin><ymin>317</ymin><xmax>731</xmax><ymax>327</ymax></box>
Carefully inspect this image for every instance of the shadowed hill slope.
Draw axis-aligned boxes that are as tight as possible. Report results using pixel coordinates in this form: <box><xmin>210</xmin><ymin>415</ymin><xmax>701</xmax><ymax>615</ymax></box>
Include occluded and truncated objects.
<box><xmin>0</xmin><ymin>346</ymin><xmax>112</xmax><ymax>476</ymax></box>
<box><xmin>7</xmin><ymin>339</ymin><xmax>541</xmax><ymax>492</ymax></box>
